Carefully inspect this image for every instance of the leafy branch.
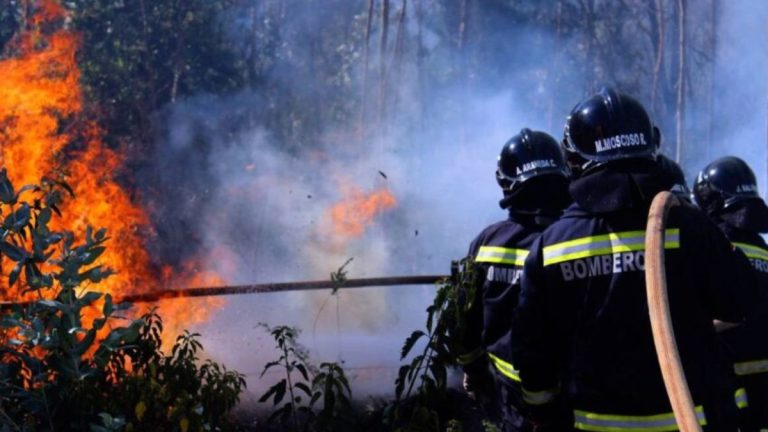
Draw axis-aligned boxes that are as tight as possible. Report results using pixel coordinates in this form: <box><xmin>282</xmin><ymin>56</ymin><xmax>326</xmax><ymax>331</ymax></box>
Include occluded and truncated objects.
<box><xmin>390</xmin><ymin>259</ymin><xmax>480</xmax><ymax>431</ymax></box>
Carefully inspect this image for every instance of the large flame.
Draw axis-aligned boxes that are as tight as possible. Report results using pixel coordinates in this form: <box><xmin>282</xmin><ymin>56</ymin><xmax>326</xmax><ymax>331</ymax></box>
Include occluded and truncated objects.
<box><xmin>0</xmin><ymin>1</ymin><xmax>221</xmax><ymax>342</ymax></box>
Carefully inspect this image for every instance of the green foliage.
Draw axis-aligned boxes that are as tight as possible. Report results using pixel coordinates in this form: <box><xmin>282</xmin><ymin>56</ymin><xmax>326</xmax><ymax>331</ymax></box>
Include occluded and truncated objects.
<box><xmin>0</xmin><ymin>173</ymin><xmax>245</xmax><ymax>431</ymax></box>
<box><xmin>95</xmin><ymin>310</ymin><xmax>247</xmax><ymax>432</ymax></box>
<box><xmin>389</xmin><ymin>259</ymin><xmax>479</xmax><ymax>432</ymax></box>
<box><xmin>63</xmin><ymin>0</ymin><xmax>245</xmax><ymax>147</ymax></box>
<box><xmin>482</xmin><ymin>420</ymin><xmax>501</xmax><ymax>432</ymax></box>
<box><xmin>330</xmin><ymin>257</ymin><xmax>353</xmax><ymax>294</ymax></box>
<box><xmin>258</xmin><ymin>324</ymin><xmax>355</xmax><ymax>432</ymax></box>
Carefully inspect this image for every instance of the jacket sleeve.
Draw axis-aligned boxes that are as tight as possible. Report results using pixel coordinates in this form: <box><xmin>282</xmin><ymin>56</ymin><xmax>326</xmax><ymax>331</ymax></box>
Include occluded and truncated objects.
<box><xmin>685</xmin><ymin>208</ymin><xmax>755</xmax><ymax>322</ymax></box>
<box><xmin>456</xmin><ymin>240</ymin><xmax>488</xmax><ymax>373</ymax></box>
<box><xmin>512</xmin><ymin>237</ymin><xmax>564</xmax><ymax>406</ymax></box>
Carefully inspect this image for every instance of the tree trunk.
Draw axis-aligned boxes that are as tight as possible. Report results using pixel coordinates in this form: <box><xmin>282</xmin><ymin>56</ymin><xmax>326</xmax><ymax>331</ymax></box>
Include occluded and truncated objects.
<box><xmin>650</xmin><ymin>0</ymin><xmax>665</xmax><ymax>116</ymax></box>
<box><xmin>579</xmin><ymin>0</ymin><xmax>597</xmax><ymax>93</ymax></box>
<box><xmin>415</xmin><ymin>0</ymin><xmax>426</xmax><ymax>130</ymax></box>
<box><xmin>379</xmin><ymin>0</ymin><xmax>390</xmax><ymax>136</ymax></box>
<box><xmin>170</xmin><ymin>0</ymin><xmax>188</xmax><ymax>104</ymax></box>
<box><xmin>360</xmin><ymin>0</ymin><xmax>375</xmax><ymax>137</ymax></box>
<box><xmin>548</xmin><ymin>1</ymin><xmax>563</xmax><ymax>132</ymax></box>
<box><xmin>706</xmin><ymin>0</ymin><xmax>718</xmax><ymax>161</ymax></box>
<box><xmin>675</xmin><ymin>0</ymin><xmax>686</xmax><ymax>163</ymax></box>
<box><xmin>458</xmin><ymin>0</ymin><xmax>469</xmax><ymax>146</ymax></box>
<box><xmin>391</xmin><ymin>1</ymin><xmax>408</xmax><ymax>119</ymax></box>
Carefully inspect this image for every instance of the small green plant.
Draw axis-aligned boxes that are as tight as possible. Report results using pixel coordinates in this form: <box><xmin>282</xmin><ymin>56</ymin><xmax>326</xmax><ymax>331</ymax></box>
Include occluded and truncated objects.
<box><xmin>258</xmin><ymin>324</ymin><xmax>354</xmax><ymax>431</ymax></box>
<box><xmin>390</xmin><ymin>258</ymin><xmax>480</xmax><ymax>431</ymax></box>
<box><xmin>312</xmin><ymin>257</ymin><xmax>354</xmax><ymax>338</ymax></box>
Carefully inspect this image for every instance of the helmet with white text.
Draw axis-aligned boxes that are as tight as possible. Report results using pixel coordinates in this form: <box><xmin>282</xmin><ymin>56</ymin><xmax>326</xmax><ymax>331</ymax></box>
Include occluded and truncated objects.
<box><xmin>563</xmin><ymin>87</ymin><xmax>657</xmax><ymax>176</ymax></box>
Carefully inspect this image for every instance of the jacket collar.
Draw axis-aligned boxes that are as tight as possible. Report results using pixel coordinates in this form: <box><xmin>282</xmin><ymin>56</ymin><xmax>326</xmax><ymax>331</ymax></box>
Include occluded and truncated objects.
<box><xmin>568</xmin><ymin>161</ymin><xmax>670</xmax><ymax>214</ymax></box>
<box><xmin>507</xmin><ymin>210</ymin><xmax>559</xmax><ymax>228</ymax></box>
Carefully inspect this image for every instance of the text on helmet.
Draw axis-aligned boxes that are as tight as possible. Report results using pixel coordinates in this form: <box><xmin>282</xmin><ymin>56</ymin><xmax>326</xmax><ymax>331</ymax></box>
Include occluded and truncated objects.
<box><xmin>736</xmin><ymin>184</ymin><xmax>758</xmax><ymax>193</ymax></box>
<box><xmin>594</xmin><ymin>133</ymin><xmax>647</xmax><ymax>153</ymax></box>
<box><xmin>516</xmin><ymin>159</ymin><xmax>557</xmax><ymax>176</ymax></box>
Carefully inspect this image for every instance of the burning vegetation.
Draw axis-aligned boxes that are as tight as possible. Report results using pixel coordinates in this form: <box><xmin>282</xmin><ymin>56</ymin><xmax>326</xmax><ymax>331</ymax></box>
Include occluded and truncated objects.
<box><xmin>0</xmin><ymin>0</ymin><xmax>223</xmax><ymax>341</ymax></box>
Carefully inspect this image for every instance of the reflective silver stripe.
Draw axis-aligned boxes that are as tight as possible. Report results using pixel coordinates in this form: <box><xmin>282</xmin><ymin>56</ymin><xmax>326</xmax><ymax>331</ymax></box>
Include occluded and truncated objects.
<box><xmin>475</xmin><ymin>246</ymin><xmax>529</xmax><ymax>266</ymax></box>
<box><xmin>733</xmin><ymin>242</ymin><xmax>768</xmax><ymax>261</ymax></box>
<box><xmin>573</xmin><ymin>406</ymin><xmax>706</xmax><ymax>431</ymax></box>
<box><xmin>735</xmin><ymin>387</ymin><xmax>749</xmax><ymax>409</ymax></box>
<box><xmin>734</xmin><ymin>359</ymin><xmax>768</xmax><ymax>376</ymax></box>
<box><xmin>487</xmin><ymin>352</ymin><xmax>520</xmax><ymax>382</ymax></box>
<box><xmin>457</xmin><ymin>347</ymin><xmax>484</xmax><ymax>365</ymax></box>
<box><xmin>543</xmin><ymin>229</ymin><xmax>680</xmax><ymax>266</ymax></box>
<box><xmin>522</xmin><ymin>386</ymin><xmax>558</xmax><ymax>405</ymax></box>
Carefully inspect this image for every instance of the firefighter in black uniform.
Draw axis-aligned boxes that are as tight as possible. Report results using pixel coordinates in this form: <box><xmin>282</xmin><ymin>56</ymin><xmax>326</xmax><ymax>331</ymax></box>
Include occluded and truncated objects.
<box><xmin>459</xmin><ymin>128</ymin><xmax>571</xmax><ymax>431</ymax></box>
<box><xmin>512</xmin><ymin>88</ymin><xmax>756</xmax><ymax>431</ymax></box>
<box><xmin>693</xmin><ymin>156</ymin><xmax>768</xmax><ymax>432</ymax></box>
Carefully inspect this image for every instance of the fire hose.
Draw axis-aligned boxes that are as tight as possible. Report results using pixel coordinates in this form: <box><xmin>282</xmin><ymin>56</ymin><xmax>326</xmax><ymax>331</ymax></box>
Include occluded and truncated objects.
<box><xmin>0</xmin><ymin>275</ymin><xmax>449</xmax><ymax>308</ymax></box>
<box><xmin>645</xmin><ymin>191</ymin><xmax>701</xmax><ymax>432</ymax></box>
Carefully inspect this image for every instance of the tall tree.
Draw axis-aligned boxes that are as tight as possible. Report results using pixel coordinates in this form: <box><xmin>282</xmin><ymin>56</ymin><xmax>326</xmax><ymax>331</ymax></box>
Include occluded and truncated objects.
<box><xmin>379</xmin><ymin>0</ymin><xmax>390</xmax><ymax>134</ymax></box>
<box><xmin>650</xmin><ymin>0</ymin><xmax>665</xmax><ymax>115</ymax></box>
<box><xmin>360</xmin><ymin>0</ymin><xmax>375</xmax><ymax>136</ymax></box>
<box><xmin>675</xmin><ymin>0</ymin><xmax>686</xmax><ymax>162</ymax></box>
<box><xmin>706</xmin><ymin>0</ymin><xmax>718</xmax><ymax>161</ymax></box>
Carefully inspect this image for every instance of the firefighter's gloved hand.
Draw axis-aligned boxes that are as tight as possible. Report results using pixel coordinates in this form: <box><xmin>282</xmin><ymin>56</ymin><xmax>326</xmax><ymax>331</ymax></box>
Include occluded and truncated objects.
<box><xmin>462</xmin><ymin>368</ymin><xmax>495</xmax><ymax>401</ymax></box>
<box><xmin>526</xmin><ymin>398</ymin><xmax>572</xmax><ymax>432</ymax></box>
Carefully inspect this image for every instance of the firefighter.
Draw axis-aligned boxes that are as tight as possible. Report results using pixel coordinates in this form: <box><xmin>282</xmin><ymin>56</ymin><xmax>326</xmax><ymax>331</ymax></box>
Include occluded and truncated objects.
<box><xmin>512</xmin><ymin>88</ymin><xmax>756</xmax><ymax>431</ymax></box>
<box><xmin>693</xmin><ymin>156</ymin><xmax>768</xmax><ymax>431</ymax></box>
<box><xmin>459</xmin><ymin>128</ymin><xmax>571</xmax><ymax>431</ymax></box>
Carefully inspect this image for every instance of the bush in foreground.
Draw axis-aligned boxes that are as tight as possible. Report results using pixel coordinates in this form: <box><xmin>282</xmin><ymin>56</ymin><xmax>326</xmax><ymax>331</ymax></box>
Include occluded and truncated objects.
<box><xmin>0</xmin><ymin>171</ymin><xmax>245</xmax><ymax>431</ymax></box>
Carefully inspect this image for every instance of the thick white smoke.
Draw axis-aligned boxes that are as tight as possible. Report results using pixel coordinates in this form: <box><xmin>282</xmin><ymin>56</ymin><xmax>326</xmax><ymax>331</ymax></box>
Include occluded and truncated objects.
<box><xmin>139</xmin><ymin>0</ymin><xmax>768</xmax><ymax>409</ymax></box>
<box><xmin>680</xmin><ymin>2</ymin><xmax>768</xmax><ymax>191</ymax></box>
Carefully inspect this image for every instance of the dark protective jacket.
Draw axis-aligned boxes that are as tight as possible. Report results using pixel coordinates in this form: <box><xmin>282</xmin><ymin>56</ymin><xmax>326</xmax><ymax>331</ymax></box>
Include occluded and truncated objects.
<box><xmin>513</xmin><ymin>162</ymin><xmax>756</xmax><ymax>431</ymax></box>
<box><xmin>717</xmin><ymin>223</ymin><xmax>768</xmax><ymax>431</ymax></box>
<box><xmin>461</xmin><ymin>213</ymin><xmax>551</xmax><ymax>384</ymax></box>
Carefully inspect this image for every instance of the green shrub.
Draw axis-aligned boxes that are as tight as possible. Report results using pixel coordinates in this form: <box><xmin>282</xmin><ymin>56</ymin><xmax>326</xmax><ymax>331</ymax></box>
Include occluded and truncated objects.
<box><xmin>0</xmin><ymin>171</ymin><xmax>245</xmax><ymax>431</ymax></box>
<box><xmin>389</xmin><ymin>259</ymin><xmax>479</xmax><ymax>431</ymax></box>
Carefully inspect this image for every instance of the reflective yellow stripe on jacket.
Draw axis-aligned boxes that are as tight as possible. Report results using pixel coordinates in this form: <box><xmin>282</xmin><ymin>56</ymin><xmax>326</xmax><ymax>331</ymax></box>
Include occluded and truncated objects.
<box><xmin>735</xmin><ymin>387</ymin><xmax>749</xmax><ymax>409</ymax></box>
<box><xmin>475</xmin><ymin>246</ymin><xmax>529</xmax><ymax>266</ymax></box>
<box><xmin>733</xmin><ymin>242</ymin><xmax>768</xmax><ymax>262</ymax></box>
<box><xmin>487</xmin><ymin>352</ymin><xmax>520</xmax><ymax>382</ymax></box>
<box><xmin>734</xmin><ymin>359</ymin><xmax>768</xmax><ymax>376</ymax></box>
<box><xmin>522</xmin><ymin>386</ymin><xmax>559</xmax><ymax>405</ymax></box>
<box><xmin>574</xmin><ymin>406</ymin><xmax>706</xmax><ymax>431</ymax></box>
<box><xmin>543</xmin><ymin>229</ymin><xmax>680</xmax><ymax>266</ymax></box>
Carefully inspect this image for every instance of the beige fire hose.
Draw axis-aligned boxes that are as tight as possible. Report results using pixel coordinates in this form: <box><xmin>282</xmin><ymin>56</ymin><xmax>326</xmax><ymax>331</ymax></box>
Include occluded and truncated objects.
<box><xmin>645</xmin><ymin>191</ymin><xmax>702</xmax><ymax>431</ymax></box>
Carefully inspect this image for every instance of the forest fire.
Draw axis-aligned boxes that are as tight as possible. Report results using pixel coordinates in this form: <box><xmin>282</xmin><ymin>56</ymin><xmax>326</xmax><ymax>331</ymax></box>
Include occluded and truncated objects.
<box><xmin>0</xmin><ymin>1</ymin><xmax>221</xmax><ymax>341</ymax></box>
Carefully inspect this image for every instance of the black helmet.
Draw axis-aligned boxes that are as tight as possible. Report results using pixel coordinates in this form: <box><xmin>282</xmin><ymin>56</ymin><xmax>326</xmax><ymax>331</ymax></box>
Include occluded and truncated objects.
<box><xmin>563</xmin><ymin>87</ymin><xmax>657</xmax><ymax>175</ymax></box>
<box><xmin>496</xmin><ymin>128</ymin><xmax>570</xmax><ymax>193</ymax></box>
<box><xmin>693</xmin><ymin>156</ymin><xmax>762</xmax><ymax>214</ymax></box>
<box><xmin>657</xmin><ymin>154</ymin><xmax>691</xmax><ymax>202</ymax></box>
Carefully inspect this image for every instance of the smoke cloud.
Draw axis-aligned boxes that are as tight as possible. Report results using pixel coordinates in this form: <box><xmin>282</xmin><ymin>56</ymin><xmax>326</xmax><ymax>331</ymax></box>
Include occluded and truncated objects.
<box><xmin>134</xmin><ymin>0</ymin><xmax>768</xmax><ymax>407</ymax></box>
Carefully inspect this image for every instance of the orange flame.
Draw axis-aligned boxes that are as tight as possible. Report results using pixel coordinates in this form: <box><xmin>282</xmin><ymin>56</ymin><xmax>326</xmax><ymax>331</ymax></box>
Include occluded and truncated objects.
<box><xmin>328</xmin><ymin>185</ymin><xmax>397</xmax><ymax>238</ymax></box>
<box><xmin>0</xmin><ymin>1</ymin><xmax>221</xmax><ymax>344</ymax></box>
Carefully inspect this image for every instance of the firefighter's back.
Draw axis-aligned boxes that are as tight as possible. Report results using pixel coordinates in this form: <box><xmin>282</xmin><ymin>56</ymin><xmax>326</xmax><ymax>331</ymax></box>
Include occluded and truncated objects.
<box><xmin>512</xmin><ymin>88</ymin><xmax>751</xmax><ymax>431</ymax></box>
